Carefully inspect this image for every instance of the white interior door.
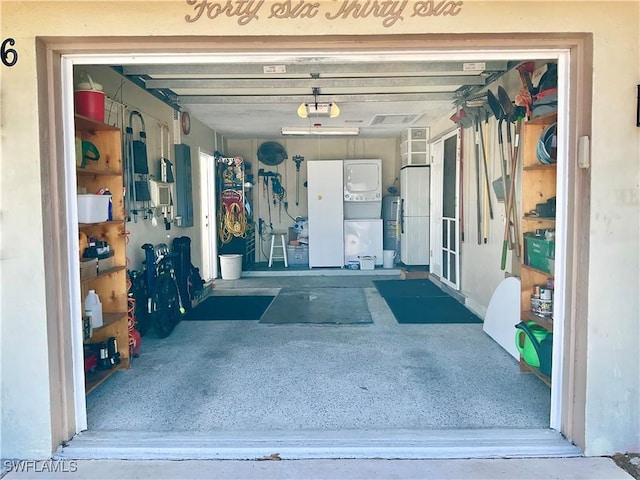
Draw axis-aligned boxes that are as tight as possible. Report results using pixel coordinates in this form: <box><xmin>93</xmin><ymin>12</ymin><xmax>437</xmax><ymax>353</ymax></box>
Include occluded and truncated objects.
<box><xmin>199</xmin><ymin>150</ymin><xmax>217</xmax><ymax>280</ymax></box>
<box><xmin>440</xmin><ymin>130</ymin><xmax>461</xmax><ymax>290</ymax></box>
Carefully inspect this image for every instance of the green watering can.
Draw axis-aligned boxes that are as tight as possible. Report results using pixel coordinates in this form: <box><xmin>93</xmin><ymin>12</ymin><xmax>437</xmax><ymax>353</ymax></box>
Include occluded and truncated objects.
<box><xmin>515</xmin><ymin>321</ymin><xmax>553</xmax><ymax>377</ymax></box>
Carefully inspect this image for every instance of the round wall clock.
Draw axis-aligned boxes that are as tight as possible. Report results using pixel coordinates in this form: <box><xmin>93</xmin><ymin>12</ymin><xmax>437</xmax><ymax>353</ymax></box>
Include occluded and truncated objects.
<box><xmin>181</xmin><ymin>111</ymin><xmax>191</xmax><ymax>135</ymax></box>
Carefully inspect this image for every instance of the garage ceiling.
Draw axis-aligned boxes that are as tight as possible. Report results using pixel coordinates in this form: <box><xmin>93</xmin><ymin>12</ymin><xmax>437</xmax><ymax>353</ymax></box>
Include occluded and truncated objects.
<box><xmin>120</xmin><ymin>59</ymin><xmax>512</xmax><ymax>139</ymax></box>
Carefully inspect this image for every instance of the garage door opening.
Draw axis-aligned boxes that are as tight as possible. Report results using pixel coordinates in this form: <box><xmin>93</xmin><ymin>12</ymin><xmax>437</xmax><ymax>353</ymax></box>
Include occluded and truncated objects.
<box><xmin>46</xmin><ymin>37</ymin><xmax>586</xmax><ymax>458</ymax></box>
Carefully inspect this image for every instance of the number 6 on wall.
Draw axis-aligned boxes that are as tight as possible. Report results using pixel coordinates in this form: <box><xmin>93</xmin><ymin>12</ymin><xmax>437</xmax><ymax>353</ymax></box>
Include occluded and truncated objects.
<box><xmin>1</xmin><ymin>38</ymin><xmax>18</xmax><ymax>67</ymax></box>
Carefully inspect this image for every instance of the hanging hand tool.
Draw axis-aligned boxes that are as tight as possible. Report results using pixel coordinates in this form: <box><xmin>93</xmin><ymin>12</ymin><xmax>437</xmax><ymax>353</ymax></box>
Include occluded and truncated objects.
<box><xmin>509</xmin><ymin>117</ymin><xmax>523</xmax><ymax>257</ymax></box>
<box><xmin>500</xmin><ymin>87</ymin><xmax>522</xmax><ymax>256</ymax></box>
<box><xmin>481</xmin><ymin>111</ymin><xmax>490</xmax><ymax>243</ymax></box>
<box><xmin>459</xmin><ymin>127</ymin><xmax>464</xmax><ymax>242</ymax></box>
<box><xmin>271</xmin><ymin>175</ymin><xmax>285</xmax><ymax>223</ymax></box>
<box><xmin>467</xmin><ymin>99</ymin><xmax>494</xmax><ymax>236</ymax></box>
<box><xmin>124</xmin><ymin>113</ymin><xmax>137</xmax><ymax>222</ymax></box>
<box><xmin>498</xmin><ymin>86</ymin><xmax>519</xmax><ymax>268</ymax></box>
<box><xmin>488</xmin><ymin>89</ymin><xmax>514</xmax><ymax>269</ymax></box>
<box><xmin>292</xmin><ymin>155</ymin><xmax>304</xmax><ymax>206</ymax></box>
<box><xmin>473</xmin><ymin>111</ymin><xmax>482</xmax><ymax>245</ymax></box>
<box><xmin>478</xmin><ymin>108</ymin><xmax>494</xmax><ymax>219</ymax></box>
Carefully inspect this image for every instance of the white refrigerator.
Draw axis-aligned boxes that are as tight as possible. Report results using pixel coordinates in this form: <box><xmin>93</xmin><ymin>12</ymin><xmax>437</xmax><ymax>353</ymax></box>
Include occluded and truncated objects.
<box><xmin>307</xmin><ymin>160</ymin><xmax>344</xmax><ymax>267</ymax></box>
<box><xmin>400</xmin><ymin>165</ymin><xmax>430</xmax><ymax>265</ymax></box>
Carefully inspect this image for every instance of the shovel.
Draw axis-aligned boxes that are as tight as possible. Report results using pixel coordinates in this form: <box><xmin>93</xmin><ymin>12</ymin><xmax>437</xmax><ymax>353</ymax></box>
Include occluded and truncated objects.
<box><xmin>488</xmin><ymin>89</ymin><xmax>513</xmax><ymax>266</ymax></box>
<box><xmin>474</xmin><ymin>104</ymin><xmax>494</xmax><ymax>221</ymax></box>
<box><xmin>487</xmin><ymin>90</ymin><xmax>510</xmax><ymax>203</ymax></box>
<box><xmin>467</xmin><ymin>102</ymin><xmax>495</xmax><ymax>244</ymax></box>
<box><xmin>498</xmin><ymin>86</ymin><xmax>521</xmax><ymax>264</ymax></box>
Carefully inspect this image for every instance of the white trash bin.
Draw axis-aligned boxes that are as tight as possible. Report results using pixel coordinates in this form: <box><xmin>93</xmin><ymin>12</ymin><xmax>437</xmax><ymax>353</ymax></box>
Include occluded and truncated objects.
<box><xmin>383</xmin><ymin>250</ymin><xmax>395</xmax><ymax>268</ymax></box>
<box><xmin>219</xmin><ymin>254</ymin><xmax>243</xmax><ymax>280</ymax></box>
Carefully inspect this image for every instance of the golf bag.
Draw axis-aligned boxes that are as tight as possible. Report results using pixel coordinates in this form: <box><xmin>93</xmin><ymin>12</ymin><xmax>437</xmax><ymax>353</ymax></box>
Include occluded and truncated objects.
<box><xmin>171</xmin><ymin>236</ymin><xmax>204</xmax><ymax>310</ymax></box>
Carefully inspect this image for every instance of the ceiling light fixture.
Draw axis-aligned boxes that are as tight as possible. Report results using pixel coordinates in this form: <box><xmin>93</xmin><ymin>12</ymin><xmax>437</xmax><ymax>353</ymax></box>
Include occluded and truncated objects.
<box><xmin>297</xmin><ymin>87</ymin><xmax>340</xmax><ymax>118</ymax></box>
<box><xmin>281</xmin><ymin>126</ymin><xmax>360</xmax><ymax>136</ymax></box>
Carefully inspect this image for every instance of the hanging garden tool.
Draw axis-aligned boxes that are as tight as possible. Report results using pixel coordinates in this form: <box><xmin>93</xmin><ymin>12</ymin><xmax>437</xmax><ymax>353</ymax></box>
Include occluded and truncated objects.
<box><xmin>487</xmin><ymin>89</ymin><xmax>514</xmax><ymax>252</ymax></box>
<box><xmin>472</xmin><ymin>109</ymin><xmax>482</xmax><ymax>245</ymax></box>
<box><xmin>467</xmin><ymin>97</ymin><xmax>494</xmax><ymax>245</ymax></box>
<box><xmin>477</xmin><ymin>111</ymin><xmax>494</xmax><ymax>218</ymax></box>
<box><xmin>483</xmin><ymin>108</ymin><xmax>492</xmax><ymax>243</ymax></box>
<box><xmin>498</xmin><ymin>86</ymin><xmax>522</xmax><ymax>268</ymax></box>
<box><xmin>498</xmin><ymin>85</ymin><xmax>523</xmax><ymax>256</ymax></box>
<box><xmin>270</xmin><ymin>174</ymin><xmax>286</xmax><ymax>222</ymax></box>
<box><xmin>509</xmin><ymin>109</ymin><xmax>525</xmax><ymax>259</ymax></box>
<box><xmin>292</xmin><ymin>155</ymin><xmax>304</xmax><ymax>206</ymax></box>
<box><xmin>126</xmin><ymin>110</ymin><xmax>151</xmax><ymax>222</ymax></box>
<box><xmin>515</xmin><ymin>62</ymin><xmax>536</xmax><ymax>120</ymax></box>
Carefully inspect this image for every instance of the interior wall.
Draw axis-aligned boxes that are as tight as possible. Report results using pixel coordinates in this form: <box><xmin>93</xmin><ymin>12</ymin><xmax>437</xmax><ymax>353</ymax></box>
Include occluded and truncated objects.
<box><xmin>1</xmin><ymin>0</ymin><xmax>638</xmax><ymax>460</ymax></box>
<box><xmin>428</xmin><ymin>69</ymin><xmax>527</xmax><ymax>317</ymax></box>
<box><xmin>227</xmin><ymin>137</ymin><xmax>398</xmax><ymax>263</ymax></box>
<box><xmin>76</xmin><ymin>66</ymin><xmax>215</xmax><ymax>271</ymax></box>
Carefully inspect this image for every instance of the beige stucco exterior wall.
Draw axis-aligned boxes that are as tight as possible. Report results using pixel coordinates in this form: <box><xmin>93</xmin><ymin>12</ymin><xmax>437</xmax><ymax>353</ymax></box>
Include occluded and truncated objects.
<box><xmin>1</xmin><ymin>0</ymin><xmax>638</xmax><ymax>459</ymax></box>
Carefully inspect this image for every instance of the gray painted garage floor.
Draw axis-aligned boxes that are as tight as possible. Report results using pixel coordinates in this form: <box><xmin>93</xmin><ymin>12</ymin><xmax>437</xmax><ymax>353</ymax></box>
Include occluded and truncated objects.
<box><xmin>85</xmin><ymin>274</ymin><xmax>551</xmax><ymax>432</ymax></box>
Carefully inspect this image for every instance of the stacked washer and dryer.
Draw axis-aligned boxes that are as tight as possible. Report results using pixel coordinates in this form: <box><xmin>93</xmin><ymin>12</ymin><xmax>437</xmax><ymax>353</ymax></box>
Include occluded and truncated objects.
<box><xmin>343</xmin><ymin>159</ymin><xmax>384</xmax><ymax>267</ymax></box>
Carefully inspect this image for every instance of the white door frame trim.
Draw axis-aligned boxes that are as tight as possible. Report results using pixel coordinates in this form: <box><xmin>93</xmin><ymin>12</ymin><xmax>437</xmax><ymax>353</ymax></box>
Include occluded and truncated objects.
<box><xmin>199</xmin><ymin>149</ymin><xmax>218</xmax><ymax>281</ymax></box>
<box><xmin>438</xmin><ymin>128</ymin><xmax>462</xmax><ymax>291</ymax></box>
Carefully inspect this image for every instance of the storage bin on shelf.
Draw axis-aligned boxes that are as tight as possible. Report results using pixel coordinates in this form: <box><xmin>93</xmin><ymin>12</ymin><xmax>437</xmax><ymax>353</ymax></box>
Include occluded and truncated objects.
<box><xmin>523</xmin><ymin>232</ymin><xmax>555</xmax><ymax>273</ymax></box>
<box><xmin>77</xmin><ymin>194</ymin><xmax>111</xmax><ymax>223</ymax></box>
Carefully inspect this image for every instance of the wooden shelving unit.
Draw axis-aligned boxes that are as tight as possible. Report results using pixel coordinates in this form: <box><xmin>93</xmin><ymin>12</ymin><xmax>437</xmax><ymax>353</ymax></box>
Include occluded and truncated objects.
<box><xmin>519</xmin><ymin>112</ymin><xmax>557</xmax><ymax>387</ymax></box>
<box><xmin>520</xmin><ymin>361</ymin><xmax>552</xmax><ymax>387</ymax></box>
<box><xmin>76</xmin><ymin>114</ymin><xmax>130</xmax><ymax>394</ymax></box>
<box><xmin>85</xmin><ymin>365</ymin><xmax>124</xmax><ymax>395</ymax></box>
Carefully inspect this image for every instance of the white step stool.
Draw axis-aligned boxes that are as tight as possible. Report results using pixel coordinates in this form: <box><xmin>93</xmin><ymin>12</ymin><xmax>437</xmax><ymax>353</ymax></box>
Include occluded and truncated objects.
<box><xmin>268</xmin><ymin>232</ymin><xmax>288</xmax><ymax>267</ymax></box>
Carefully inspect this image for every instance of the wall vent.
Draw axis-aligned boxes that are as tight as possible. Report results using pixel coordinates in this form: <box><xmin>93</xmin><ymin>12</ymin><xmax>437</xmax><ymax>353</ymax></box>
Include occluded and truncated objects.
<box><xmin>370</xmin><ymin>113</ymin><xmax>423</xmax><ymax>126</ymax></box>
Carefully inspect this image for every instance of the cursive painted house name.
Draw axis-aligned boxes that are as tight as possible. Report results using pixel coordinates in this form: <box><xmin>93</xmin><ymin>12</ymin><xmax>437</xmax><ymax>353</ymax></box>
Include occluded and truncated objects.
<box><xmin>185</xmin><ymin>0</ymin><xmax>464</xmax><ymax>27</ymax></box>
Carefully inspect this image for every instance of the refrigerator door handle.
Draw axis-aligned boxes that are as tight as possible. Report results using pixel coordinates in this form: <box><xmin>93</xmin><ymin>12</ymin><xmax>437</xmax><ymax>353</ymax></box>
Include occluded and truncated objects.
<box><xmin>400</xmin><ymin>198</ymin><xmax>405</xmax><ymax>234</ymax></box>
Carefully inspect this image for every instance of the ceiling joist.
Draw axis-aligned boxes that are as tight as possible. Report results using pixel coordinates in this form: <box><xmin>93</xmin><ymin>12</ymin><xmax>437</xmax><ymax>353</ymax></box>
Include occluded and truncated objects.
<box><xmin>144</xmin><ymin>75</ymin><xmax>486</xmax><ymax>90</ymax></box>
<box><xmin>123</xmin><ymin>60</ymin><xmax>508</xmax><ymax>77</ymax></box>
<box><xmin>178</xmin><ymin>92</ymin><xmax>454</xmax><ymax>105</ymax></box>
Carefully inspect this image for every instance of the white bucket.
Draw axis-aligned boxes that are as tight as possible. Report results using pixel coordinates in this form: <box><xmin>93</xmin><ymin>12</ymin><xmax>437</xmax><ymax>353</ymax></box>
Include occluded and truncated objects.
<box><xmin>383</xmin><ymin>250</ymin><xmax>395</xmax><ymax>268</ymax></box>
<box><xmin>77</xmin><ymin>194</ymin><xmax>111</xmax><ymax>223</ymax></box>
<box><xmin>219</xmin><ymin>254</ymin><xmax>243</xmax><ymax>280</ymax></box>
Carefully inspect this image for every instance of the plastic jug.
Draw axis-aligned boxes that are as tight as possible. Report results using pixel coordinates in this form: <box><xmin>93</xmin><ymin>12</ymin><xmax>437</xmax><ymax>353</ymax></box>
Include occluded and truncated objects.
<box><xmin>85</xmin><ymin>289</ymin><xmax>103</xmax><ymax>329</ymax></box>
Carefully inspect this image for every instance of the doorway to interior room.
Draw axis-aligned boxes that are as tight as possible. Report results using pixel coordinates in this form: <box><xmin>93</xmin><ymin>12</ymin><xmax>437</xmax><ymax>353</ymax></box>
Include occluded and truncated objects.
<box><xmin>429</xmin><ymin>129</ymin><xmax>461</xmax><ymax>290</ymax></box>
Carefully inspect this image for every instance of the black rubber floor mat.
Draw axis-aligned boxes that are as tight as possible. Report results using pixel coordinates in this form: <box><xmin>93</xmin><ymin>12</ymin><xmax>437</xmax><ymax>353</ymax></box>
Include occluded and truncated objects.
<box><xmin>384</xmin><ymin>296</ymin><xmax>482</xmax><ymax>324</ymax></box>
<box><xmin>184</xmin><ymin>296</ymin><xmax>274</xmax><ymax>321</ymax></box>
<box><xmin>373</xmin><ymin>279</ymin><xmax>446</xmax><ymax>298</ymax></box>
